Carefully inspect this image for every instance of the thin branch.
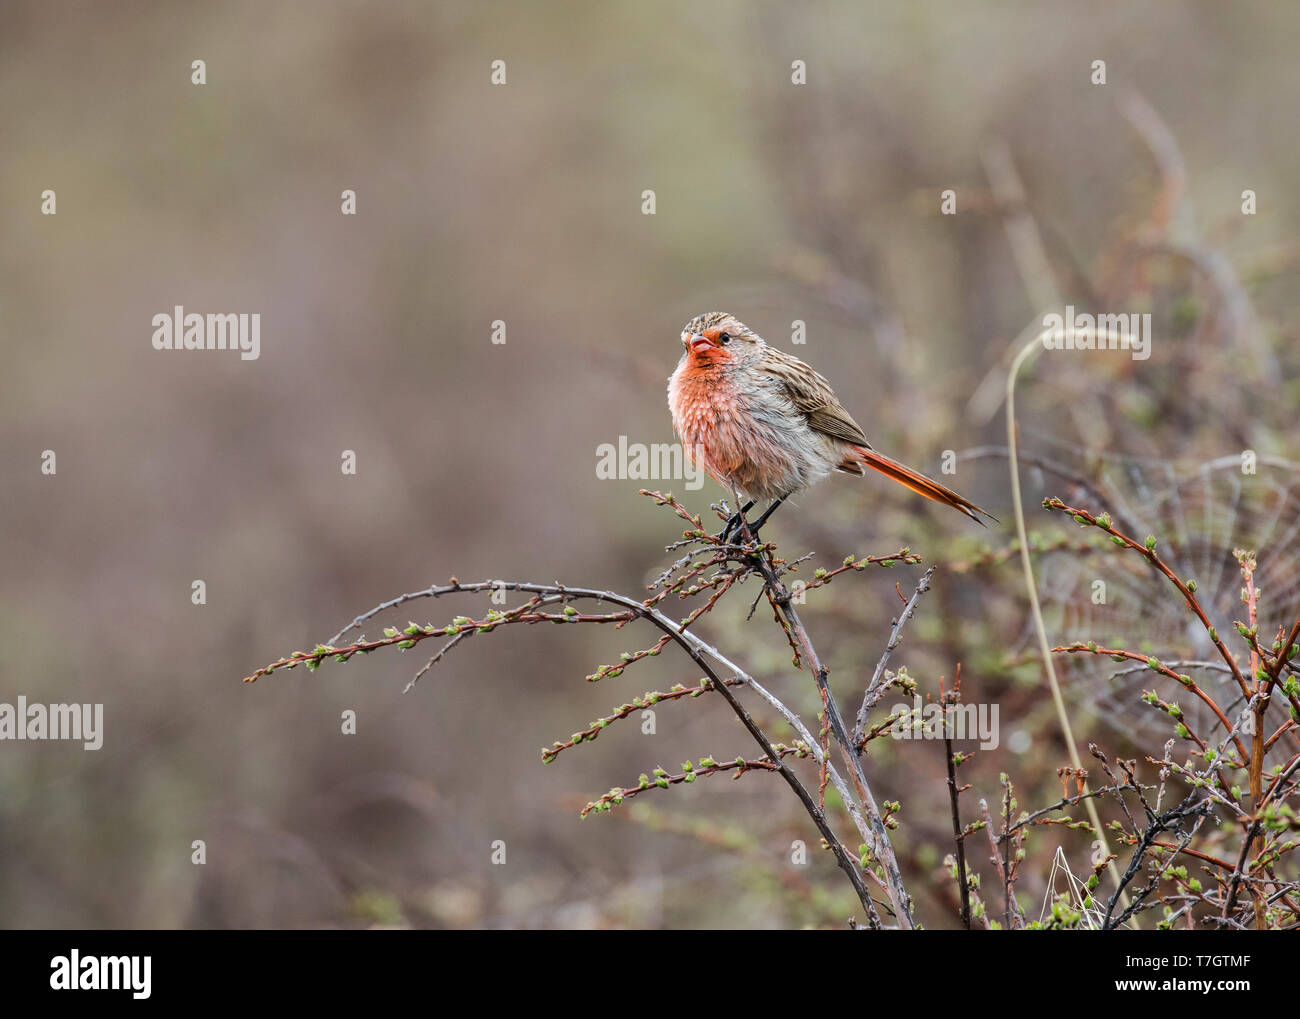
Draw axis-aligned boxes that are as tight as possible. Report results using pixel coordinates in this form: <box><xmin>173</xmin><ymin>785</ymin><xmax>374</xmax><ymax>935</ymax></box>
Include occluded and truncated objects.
<box><xmin>730</xmin><ymin>494</ymin><xmax>915</xmax><ymax>928</ymax></box>
<box><xmin>251</xmin><ymin>573</ymin><xmax>883</xmax><ymax>924</ymax></box>
<box><xmin>943</xmin><ymin>697</ymin><xmax>971</xmax><ymax>930</ymax></box>
<box><xmin>1005</xmin><ymin>329</ymin><xmax>1127</xmax><ymax>914</ymax></box>
<box><xmin>853</xmin><ymin>567</ymin><xmax>934</xmax><ymax>744</ymax></box>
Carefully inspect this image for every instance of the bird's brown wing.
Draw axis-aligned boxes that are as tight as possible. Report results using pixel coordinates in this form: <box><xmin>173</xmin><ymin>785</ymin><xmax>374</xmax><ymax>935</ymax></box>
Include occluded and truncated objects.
<box><xmin>759</xmin><ymin>345</ymin><xmax>871</xmax><ymax>449</ymax></box>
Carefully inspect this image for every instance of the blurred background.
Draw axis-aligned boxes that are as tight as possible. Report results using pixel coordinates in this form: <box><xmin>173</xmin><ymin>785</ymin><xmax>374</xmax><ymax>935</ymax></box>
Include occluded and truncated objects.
<box><xmin>1</xmin><ymin>1</ymin><xmax>1297</xmax><ymax>928</ymax></box>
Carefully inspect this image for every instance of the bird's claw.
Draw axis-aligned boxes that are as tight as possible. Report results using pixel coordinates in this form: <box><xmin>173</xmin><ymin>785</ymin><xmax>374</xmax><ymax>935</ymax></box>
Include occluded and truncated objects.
<box><xmin>713</xmin><ymin>500</ymin><xmax>758</xmax><ymax>544</ymax></box>
<box><xmin>713</xmin><ymin>513</ymin><xmax>769</xmax><ymax>545</ymax></box>
<box><xmin>713</xmin><ymin>512</ymin><xmax>741</xmax><ymax>544</ymax></box>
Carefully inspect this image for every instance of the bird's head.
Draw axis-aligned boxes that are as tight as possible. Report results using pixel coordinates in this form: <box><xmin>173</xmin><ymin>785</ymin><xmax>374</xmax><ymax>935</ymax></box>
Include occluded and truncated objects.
<box><xmin>679</xmin><ymin>312</ymin><xmax>764</xmax><ymax>364</ymax></box>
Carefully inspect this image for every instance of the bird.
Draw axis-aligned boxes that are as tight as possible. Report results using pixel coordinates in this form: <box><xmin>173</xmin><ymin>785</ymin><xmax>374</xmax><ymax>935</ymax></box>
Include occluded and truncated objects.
<box><xmin>667</xmin><ymin>312</ymin><xmax>996</xmax><ymax>541</ymax></box>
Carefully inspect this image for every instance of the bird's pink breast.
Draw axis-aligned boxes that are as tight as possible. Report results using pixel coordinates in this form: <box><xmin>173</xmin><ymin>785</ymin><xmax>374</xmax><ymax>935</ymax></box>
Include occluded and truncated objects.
<box><xmin>669</xmin><ymin>359</ymin><xmax>828</xmax><ymax>500</ymax></box>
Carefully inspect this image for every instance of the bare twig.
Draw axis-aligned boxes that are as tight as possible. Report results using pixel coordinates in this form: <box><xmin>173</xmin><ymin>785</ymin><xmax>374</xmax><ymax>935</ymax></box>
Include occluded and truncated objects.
<box><xmin>251</xmin><ymin>573</ymin><xmax>883</xmax><ymax>924</ymax></box>
<box><xmin>853</xmin><ymin>567</ymin><xmax>934</xmax><ymax>744</ymax></box>
<box><xmin>730</xmin><ymin>493</ymin><xmax>915</xmax><ymax>928</ymax></box>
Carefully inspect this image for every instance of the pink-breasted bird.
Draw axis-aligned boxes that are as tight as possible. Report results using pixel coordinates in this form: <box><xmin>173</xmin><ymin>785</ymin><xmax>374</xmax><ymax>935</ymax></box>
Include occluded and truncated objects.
<box><xmin>668</xmin><ymin>312</ymin><xmax>995</xmax><ymax>539</ymax></box>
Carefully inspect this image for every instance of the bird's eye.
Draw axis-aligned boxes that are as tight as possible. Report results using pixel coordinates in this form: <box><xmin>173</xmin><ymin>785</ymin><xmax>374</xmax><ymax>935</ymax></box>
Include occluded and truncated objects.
<box><xmin>718</xmin><ymin>332</ymin><xmax>731</xmax><ymax>344</ymax></box>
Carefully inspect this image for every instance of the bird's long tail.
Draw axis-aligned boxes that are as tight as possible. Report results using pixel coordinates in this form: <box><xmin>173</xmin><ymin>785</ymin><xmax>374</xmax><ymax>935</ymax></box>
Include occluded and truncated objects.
<box><xmin>851</xmin><ymin>446</ymin><xmax>997</xmax><ymax>526</ymax></box>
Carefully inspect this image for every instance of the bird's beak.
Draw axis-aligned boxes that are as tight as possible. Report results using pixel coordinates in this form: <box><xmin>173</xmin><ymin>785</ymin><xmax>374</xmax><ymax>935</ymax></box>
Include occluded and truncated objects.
<box><xmin>683</xmin><ymin>332</ymin><xmax>712</xmax><ymax>353</ymax></box>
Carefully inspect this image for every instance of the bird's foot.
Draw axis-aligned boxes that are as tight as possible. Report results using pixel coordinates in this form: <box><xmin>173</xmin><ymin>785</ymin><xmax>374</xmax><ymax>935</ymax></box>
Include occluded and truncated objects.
<box><xmin>713</xmin><ymin>517</ymin><xmax>770</xmax><ymax>544</ymax></box>
<box><xmin>713</xmin><ymin>512</ymin><xmax>741</xmax><ymax>543</ymax></box>
<box><xmin>711</xmin><ymin>500</ymin><xmax>754</xmax><ymax>544</ymax></box>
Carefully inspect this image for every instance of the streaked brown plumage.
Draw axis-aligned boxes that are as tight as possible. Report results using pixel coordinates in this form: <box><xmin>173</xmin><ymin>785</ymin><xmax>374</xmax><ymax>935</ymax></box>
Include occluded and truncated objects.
<box><xmin>668</xmin><ymin>312</ymin><xmax>995</xmax><ymax>535</ymax></box>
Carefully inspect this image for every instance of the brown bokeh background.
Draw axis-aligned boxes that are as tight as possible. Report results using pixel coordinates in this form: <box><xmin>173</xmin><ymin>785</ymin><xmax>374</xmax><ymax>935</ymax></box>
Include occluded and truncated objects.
<box><xmin>2</xmin><ymin>1</ymin><xmax>1297</xmax><ymax>928</ymax></box>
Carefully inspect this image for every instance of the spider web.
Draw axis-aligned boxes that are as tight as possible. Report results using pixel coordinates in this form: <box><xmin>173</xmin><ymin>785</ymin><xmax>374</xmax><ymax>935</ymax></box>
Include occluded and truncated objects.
<box><xmin>1021</xmin><ymin>446</ymin><xmax>1300</xmax><ymax>757</ymax></box>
